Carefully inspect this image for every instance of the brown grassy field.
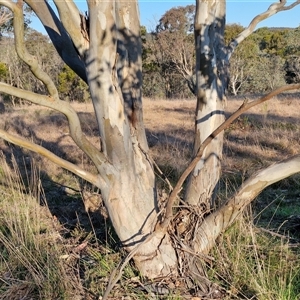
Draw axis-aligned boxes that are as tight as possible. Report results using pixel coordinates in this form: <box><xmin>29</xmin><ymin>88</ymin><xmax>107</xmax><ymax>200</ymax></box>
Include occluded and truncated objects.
<box><xmin>0</xmin><ymin>94</ymin><xmax>300</xmax><ymax>299</ymax></box>
<box><xmin>145</xmin><ymin>94</ymin><xmax>300</xmax><ymax>173</ymax></box>
<box><xmin>1</xmin><ymin>94</ymin><xmax>299</xmax><ymax>182</ymax></box>
<box><xmin>1</xmin><ymin>94</ymin><xmax>300</xmax><ymax>237</ymax></box>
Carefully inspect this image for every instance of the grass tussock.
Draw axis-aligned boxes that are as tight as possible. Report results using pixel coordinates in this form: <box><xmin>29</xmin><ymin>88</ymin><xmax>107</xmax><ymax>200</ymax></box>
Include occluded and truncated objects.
<box><xmin>210</xmin><ymin>214</ymin><xmax>300</xmax><ymax>300</ymax></box>
<box><xmin>0</xmin><ymin>155</ymin><xmax>83</xmax><ymax>299</ymax></box>
<box><xmin>0</xmin><ymin>154</ymin><xmax>143</xmax><ymax>299</ymax></box>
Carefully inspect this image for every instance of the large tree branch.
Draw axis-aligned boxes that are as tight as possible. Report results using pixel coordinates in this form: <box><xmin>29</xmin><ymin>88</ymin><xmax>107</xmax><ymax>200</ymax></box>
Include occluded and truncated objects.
<box><xmin>0</xmin><ymin>82</ymin><xmax>111</xmax><ymax>179</ymax></box>
<box><xmin>227</xmin><ymin>0</ymin><xmax>300</xmax><ymax>60</ymax></box>
<box><xmin>0</xmin><ymin>2</ymin><xmax>112</xmax><ymax>178</ymax></box>
<box><xmin>158</xmin><ymin>83</ymin><xmax>300</xmax><ymax>231</ymax></box>
<box><xmin>1</xmin><ymin>0</ymin><xmax>58</xmax><ymax>97</ymax></box>
<box><xmin>53</xmin><ymin>0</ymin><xmax>89</xmax><ymax>57</ymax></box>
<box><xmin>0</xmin><ymin>128</ymin><xmax>102</xmax><ymax>187</ymax></box>
<box><xmin>24</xmin><ymin>0</ymin><xmax>87</xmax><ymax>82</ymax></box>
<box><xmin>194</xmin><ymin>155</ymin><xmax>300</xmax><ymax>254</ymax></box>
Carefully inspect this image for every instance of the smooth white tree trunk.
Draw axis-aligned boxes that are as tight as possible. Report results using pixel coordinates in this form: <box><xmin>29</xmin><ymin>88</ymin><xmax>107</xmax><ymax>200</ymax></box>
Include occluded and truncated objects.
<box><xmin>185</xmin><ymin>1</ymin><xmax>227</xmax><ymax>208</ymax></box>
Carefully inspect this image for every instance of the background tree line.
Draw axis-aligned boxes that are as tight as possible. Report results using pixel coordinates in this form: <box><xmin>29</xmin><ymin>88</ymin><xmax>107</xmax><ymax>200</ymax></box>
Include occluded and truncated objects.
<box><xmin>1</xmin><ymin>5</ymin><xmax>300</xmax><ymax>103</ymax></box>
<box><xmin>142</xmin><ymin>5</ymin><xmax>300</xmax><ymax>98</ymax></box>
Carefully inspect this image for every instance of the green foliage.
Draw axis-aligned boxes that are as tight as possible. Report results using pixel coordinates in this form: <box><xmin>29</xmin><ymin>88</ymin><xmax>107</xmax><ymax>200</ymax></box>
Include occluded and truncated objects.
<box><xmin>0</xmin><ymin>62</ymin><xmax>7</xmax><ymax>81</ymax></box>
<box><xmin>285</xmin><ymin>56</ymin><xmax>300</xmax><ymax>84</ymax></box>
<box><xmin>227</xmin><ymin>32</ymin><xmax>259</xmax><ymax>95</ymax></box>
<box><xmin>284</xmin><ymin>26</ymin><xmax>300</xmax><ymax>56</ymax></box>
<box><xmin>224</xmin><ymin>23</ymin><xmax>244</xmax><ymax>44</ymax></box>
<box><xmin>142</xmin><ymin>5</ymin><xmax>195</xmax><ymax>98</ymax></box>
<box><xmin>256</xmin><ymin>28</ymin><xmax>289</xmax><ymax>57</ymax></box>
<box><xmin>143</xmin><ymin>10</ymin><xmax>300</xmax><ymax>98</ymax></box>
<box><xmin>58</xmin><ymin>65</ymin><xmax>89</xmax><ymax>102</ymax></box>
<box><xmin>1</xmin><ymin>4</ymin><xmax>300</xmax><ymax>100</ymax></box>
<box><xmin>225</xmin><ymin>25</ymin><xmax>299</xmax><ymax>95</ymax></box>
<box><xmin>243</xmin><ymin>54</ymin><xmax>286</xmax><ymax>93</ymax></box>
<box><xmin>156</xmin><ymin>4</ymin><xmax>195</xmax><ymax>34</ymax></box>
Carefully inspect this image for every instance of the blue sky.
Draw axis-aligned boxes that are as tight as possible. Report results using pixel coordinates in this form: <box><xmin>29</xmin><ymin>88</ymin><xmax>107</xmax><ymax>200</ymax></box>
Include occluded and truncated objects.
<box><xmin>140</xmin><ymin>1</ymin><xmax>300</xmax><ymax>30</ymax></box>
<box><xmin>31</xmin><ymin>1</ymin><xmax>300</xmax><ymax>33</ymax></box>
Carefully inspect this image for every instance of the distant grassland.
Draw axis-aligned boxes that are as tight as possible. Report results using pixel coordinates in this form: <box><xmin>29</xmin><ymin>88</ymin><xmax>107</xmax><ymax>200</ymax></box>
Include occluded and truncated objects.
<box><xmin>0</xmin><ymin>94</ymin><xmax>299</xmax><ymax>184</ymax></box>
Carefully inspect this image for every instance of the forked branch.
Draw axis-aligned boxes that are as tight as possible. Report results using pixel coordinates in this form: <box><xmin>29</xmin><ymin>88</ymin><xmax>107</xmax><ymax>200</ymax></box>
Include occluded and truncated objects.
<box><xmin>0</xmin><ymin>83</ymin><xmax>108</xmax><ymax>173</ymax></box>
<box><xmin>24</xmin><ymin>0</ymin><xmax>87</xmax><ymax>82</ymax></box>
<box><xmin>0</xmin><ymin>1</ymin><xmax>112</xmax><ymax>180</ymax></box>
<box><xmin>53</xmin><ymin>0</ymin><xmax>89</xmax><ymax>56</ymax></box>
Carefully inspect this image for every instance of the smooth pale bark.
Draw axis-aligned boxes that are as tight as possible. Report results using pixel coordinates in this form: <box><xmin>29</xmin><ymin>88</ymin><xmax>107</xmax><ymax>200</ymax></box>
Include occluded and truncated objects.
<box><xmin>185</xmin><ymin>0</ymin><xmax>226</xmax><ymax>207</ymax></box>
<box><xmin>25</xmin><ymin>0</ymin><xmax>87</xmax><ymax>82</ymax></box>
<box><xmin>84</xmin><ymin>1</ymin><xmax>177</xmax><ymax>276</ymax></box>
<box><xmin>185</xmin><ymin>0</ymin><xmax>300</xmax><ymax>208</ymax></box>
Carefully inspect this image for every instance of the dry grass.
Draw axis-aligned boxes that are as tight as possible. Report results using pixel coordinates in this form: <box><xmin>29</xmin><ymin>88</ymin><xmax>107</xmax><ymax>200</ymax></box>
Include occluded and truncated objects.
<box><xmin>210</xmin><ymin>214</ymin><xmax>300</xmax><ymax>300</ymax></box>
<box><xmin>143</xmin><ymin>95</ymin><xmax>300</xmax><ymax>188</ymax></box>
<box><xmin>0</xmin><ymin>155</ymin><xmax>84</xmax><ymax>299</ymax></box>
<box><xmin>224</xmin><ymin>94</ymin><xmax>300</xmax><ymax>174</ymax></box>
<box><xmin>143</xmin><ymin>98</ymin><xmax>195</xmax><ymax>185</ymax></box>
<box><xmin>1</xmin><ymin>94</ymin><xmax>299</xmax><ymax>184</ymax></box>
<box><xmin>0</xmin><ymin>94</ymin><xmax>300</xmax><ymax>299</ymax></box>
<box><xmin>0</xmin><ymin>102</ymin><xmax>99</xmax><ymax>185</ymax></box>
<box><xmin>0</xmin><ymin>155</ymin><xmax>141</xmax><ymax>299</ymax></box>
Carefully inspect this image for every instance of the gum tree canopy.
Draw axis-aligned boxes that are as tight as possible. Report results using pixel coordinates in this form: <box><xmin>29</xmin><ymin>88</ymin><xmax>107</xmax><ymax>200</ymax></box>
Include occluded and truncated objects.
<box><xmin>0</xmin><ymin>0</ymin><xmax>300</xmax><ymax>296</ymax></box>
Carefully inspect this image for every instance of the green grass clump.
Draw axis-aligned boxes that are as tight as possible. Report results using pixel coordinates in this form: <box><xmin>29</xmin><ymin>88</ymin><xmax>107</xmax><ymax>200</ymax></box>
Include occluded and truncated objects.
<box><xmin>209</xmin><ymin>215</ymin><xmax>300</xmax><ymax>299</ymax></box>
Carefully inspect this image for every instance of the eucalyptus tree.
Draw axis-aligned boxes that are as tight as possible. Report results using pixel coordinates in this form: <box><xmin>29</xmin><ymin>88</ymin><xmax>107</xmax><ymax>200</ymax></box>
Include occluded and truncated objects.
<box><xmin>283</xmin><ymin>27</ymin><xmax>300</xmax><ymax>84</ymax></box>
<box><xmin>0</xmin><ymin>0</ymin><xmax>300</xmax><ymax>295</ymax></box>
<box><xmin>224</xmin><ymin>24</ymin><xmax>258</xmax><ymax>95</ymax></box>
<box><xmin>152</xmin><ymin>5</ymin><xmax>196</xmax><ymax>96</ymax></box>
